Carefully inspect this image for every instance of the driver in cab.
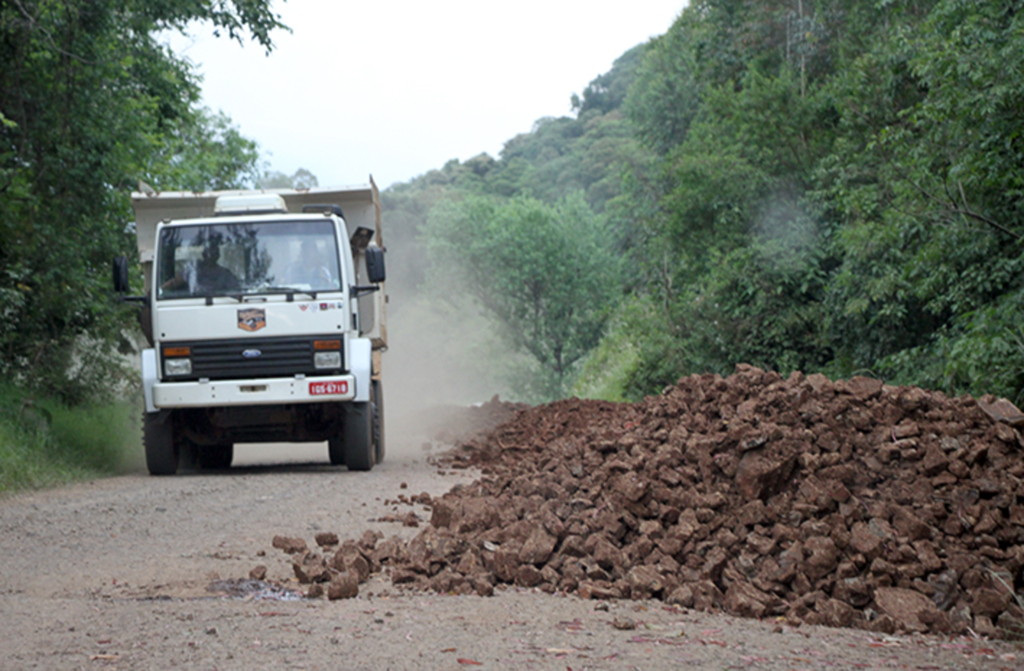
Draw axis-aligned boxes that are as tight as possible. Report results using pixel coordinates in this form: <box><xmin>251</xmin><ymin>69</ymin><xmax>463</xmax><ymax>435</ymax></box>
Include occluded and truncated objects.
<box><xmin>161</xmin><ymin>239</ymin><xmax>240</xmax><ymax>295</ymax></box>
<box><xmin>285</xmin><ymin>239</ymin><xmax>333</xmax><ymax>289</ymax></box>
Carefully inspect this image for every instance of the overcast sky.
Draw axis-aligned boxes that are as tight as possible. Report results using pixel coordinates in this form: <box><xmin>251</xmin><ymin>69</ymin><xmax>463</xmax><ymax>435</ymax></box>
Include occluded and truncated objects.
<box><xmin>168</xmin><ymin>1</ymin><xmax>685</xmax><ymax>190</ymax></box>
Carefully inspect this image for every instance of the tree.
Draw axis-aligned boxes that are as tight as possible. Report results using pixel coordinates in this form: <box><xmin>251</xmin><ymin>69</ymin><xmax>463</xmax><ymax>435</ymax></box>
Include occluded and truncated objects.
<box><xmin>0</xmin><ymin>0</ymin><xmax>286</xmax><ymax>402</ymax></box>
<box><xmin>425</xmin><ymin>194</ymin><xmax>618</xmax><ymax>400</ymax></box>
<box><xmin>258</xmin><ymin>167</ymin><xmax>319</xmax><ymax>190</ymax></box>
<box><xmin>146</xmin><ymin>108</ymin><xmax>263</xmax><ymax>192</ymax></box>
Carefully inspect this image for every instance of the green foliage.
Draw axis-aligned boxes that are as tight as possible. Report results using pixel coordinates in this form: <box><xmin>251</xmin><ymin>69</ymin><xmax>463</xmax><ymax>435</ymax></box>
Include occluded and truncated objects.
<box><xmin>426</xmin><ymin>194</ymin><xmax>619</xmax><ymax>401</ymax></box>
<box><xmin>876</xmin><ymin>289</ymin><xmax>1024</xmax><ymax>403</ymax></box>
<box><xmin>259</xmin><ymin>167</ymin><xmax>319</xmax><ymax>190</ymax></box>
<box><xmin>372</xmin><ymin>0</ymin><xmax>1024</xmax><ymax>407</ymax></box>
<box><xmin>600</xmin><ymin>0</ymin><xmax>1024</xmax><ymax>402</ymax></box>
<box><xmin>389</xmin><ymin>0</ymin><xmax>1024</xmax><ymax>404</ymax></box>
<box><xmin>801</xmin><ymin>0</ymin><xmax>1024</xmax><ymax>399</ymax></box>
<box><xmin>624</xmin><ymin>13</ymin><xmax>702</xmax><ymax>155</ymax></box>
<box><xmin>144</xmin><ymin>107</ymin><xmax>263</xmax><ymax>192</ymax></box>
<box><xmin>0</xmin><ymin>382</ymin><xmax>141</xmax><ymax>493</ymax></box>
<box><xmin>0</xmin><ymin>0</ymin><xmax>285</xmax><ymax>403</ymax></box>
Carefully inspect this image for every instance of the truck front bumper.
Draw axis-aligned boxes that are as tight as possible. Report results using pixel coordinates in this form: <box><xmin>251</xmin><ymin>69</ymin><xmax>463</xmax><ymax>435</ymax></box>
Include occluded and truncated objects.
<box><xmin>153</xmin><ymin>374</ymin><xmax>356</xmax><ymax>408</ymax></box>
<box><xmin>142</xmin><ymin>338</ymin><xmax>372</xmax><ymax>412</ymax></box>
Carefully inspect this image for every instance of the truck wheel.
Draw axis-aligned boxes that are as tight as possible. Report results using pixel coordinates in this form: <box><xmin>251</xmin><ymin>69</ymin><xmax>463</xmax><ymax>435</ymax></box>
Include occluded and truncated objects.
<box><xmin>143</xmin><ymin>410</ymin><xmax>178</xmax><ymax>476</ymax></box>
<box><xmin>198</xmin><ymin>444</ymin><xmax>233</xmax><ymax>470</ymax></box>
<box><xmin>372</xmin><ymin>380</ymin><xmax>385</xmax><ymax>465</ymax></box>
<box><xmin>342</xmin><ymin>399</ymin><xmax>375</xmax><ymax>472</ymax></box>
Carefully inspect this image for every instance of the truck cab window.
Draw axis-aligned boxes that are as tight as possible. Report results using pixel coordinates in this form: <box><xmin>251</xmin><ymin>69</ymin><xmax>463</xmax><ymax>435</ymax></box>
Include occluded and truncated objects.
<box><xmin>156</xmin><ymin>220</ymin><xmax>342</xmax><ymax>299</ymax></box>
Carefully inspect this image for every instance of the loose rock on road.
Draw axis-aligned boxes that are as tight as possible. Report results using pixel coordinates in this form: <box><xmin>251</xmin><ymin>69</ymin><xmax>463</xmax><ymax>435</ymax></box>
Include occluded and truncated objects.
<box><xmin>0</xmin><ymin>398</ymin><xmax>1020</xmax><ymax>669</ymax></box>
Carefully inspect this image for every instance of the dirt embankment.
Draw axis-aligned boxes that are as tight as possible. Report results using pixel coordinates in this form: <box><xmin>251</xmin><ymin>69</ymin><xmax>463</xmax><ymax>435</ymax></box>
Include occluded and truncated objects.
<box><xmin>265</xmin><ymin>367</ymin><xmax>1024</xmax><ymax>640</ymax></box>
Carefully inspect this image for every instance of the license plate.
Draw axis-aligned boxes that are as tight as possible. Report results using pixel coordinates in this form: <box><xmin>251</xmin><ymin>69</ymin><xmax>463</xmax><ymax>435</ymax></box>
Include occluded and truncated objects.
<box><xmin>309</xmin><ymin>380</ymin><xmax>348</xmax><ymax>396</ymax></box>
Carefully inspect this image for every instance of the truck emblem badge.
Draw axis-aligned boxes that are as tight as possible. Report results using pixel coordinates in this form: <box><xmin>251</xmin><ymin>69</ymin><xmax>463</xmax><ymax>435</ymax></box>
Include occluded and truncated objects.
<box><xmin>238</xmin><ymin>308</ymin><xmax>266</xmax><ymax>332</ymax></box>
<box><xmin>242</xmin><ymin>349</ymin><xmax>262</xmax><ymax>358</ymax></box>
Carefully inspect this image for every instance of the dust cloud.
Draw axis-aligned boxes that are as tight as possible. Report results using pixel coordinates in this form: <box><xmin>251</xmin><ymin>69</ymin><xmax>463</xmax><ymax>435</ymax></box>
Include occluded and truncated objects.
<box><xmin>381</xmin><ymin>291</ymin><xmax>511</xmax><ymax>459</ymax></box>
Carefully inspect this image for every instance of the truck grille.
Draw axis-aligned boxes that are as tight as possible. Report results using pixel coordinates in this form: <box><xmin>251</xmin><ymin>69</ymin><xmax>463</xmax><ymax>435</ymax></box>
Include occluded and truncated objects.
<box><xmin>161</xmin><ymin>336</ymin><xmax>344</xmax><ymax>381</ymax></box>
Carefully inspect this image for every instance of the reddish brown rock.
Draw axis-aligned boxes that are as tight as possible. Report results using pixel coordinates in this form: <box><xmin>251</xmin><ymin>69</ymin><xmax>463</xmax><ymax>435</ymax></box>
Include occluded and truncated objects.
<box><xmin>691</xmin><ymin>580</ymin><xmax>724</xmax><ymax>612</ymax></box>
<box><xmin>292</xmin><ymin>551</ymin><xmax>329</xmax><ymax>584</ymax></box>
<box><xmin>327</xmin><ymin>570</ymin><xmax>359</xmax><ymax>599</ymax></box>
<box><xmin>839</xmin><ymin>376</ymin><xmax>884</xmax><ymax>400</ymax></box>
<box><xmin>626</xmin><ymin>565</ymin><xmax>664</xmax><ymax>598</ymax></box>
<box><xmin>272</xmin><ymin>536</ymin><xmax>307</xmax><ymax>554</ymax></box>
<box><xmin>724</xmin><ymin>580</ymin><xmax>776</xmax><ymax>618</ymax></box>
<box><xmin>919</xmin><ymin>447</ymin><xmax>950</xmax><ymax>477</ymax></box>
<box><xmin>331</xmin><ymin>548</ymin><xmax>371</xmax><ymax>582</ymax></box>
<box><xmin>848</xmin><ymin>522</ymin><xmax>885</xmax><ymax>560</ymax></box>
<box><xmin>577</xmin><ymin>580</ymin><xmax>617</xmax><ymax>600</ymax></box>
<box><xmin>519</xmin><ymin>527</ymin><xmax>558</xmax><ymax>566</ymax></box>
<box><xmin>972</xmin><ymin>587</ymin><xmax>1011</xmax><ymax>618</ymax></box>
<box><xmin>804</xmin><ymin>536</ymin><xmax>839</xmax><ymax>581</ymax></box>
<box><xmin>315</xmin><ymin>532</ymin><xmax>339</xmax><ymax>547</ymax></box>
<box><xmin>515</xmin><ymin>564</ymin><xmax>544</xmax><ymax>588</ymax></box>
<box><xmin>874</xmin><ymin>587</ymin><xmax>940</xmax><ymax>633</ymax></box>
<box><xmin>817</xmin><ymin>598</ymin><xmax>857</xmax><ymax>628</ymax></box>
<box><xmin>736</xmin><ymin>453</ymin><xmax>798</xmax><ymax>501</ymax></box>
<box><xmin>891</xmin><ymin>507</ymin><xmax>930</xmax><ymax>542</ymax></box>
<box><xmin>252</xmin><ymin>367</ymin><xmax>1024</xmax><ymax>638</ymax></box>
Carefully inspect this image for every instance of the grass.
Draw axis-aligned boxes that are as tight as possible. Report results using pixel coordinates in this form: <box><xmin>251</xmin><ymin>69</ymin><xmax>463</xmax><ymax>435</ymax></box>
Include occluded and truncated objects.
<box><xmin>0</xmin><ymin>382</ymin><xmax>142</xmax><ymax>495</ymax></box>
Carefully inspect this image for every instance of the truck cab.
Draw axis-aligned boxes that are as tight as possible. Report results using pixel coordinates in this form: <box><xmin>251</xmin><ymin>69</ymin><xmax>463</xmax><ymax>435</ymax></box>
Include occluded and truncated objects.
<box><xmin>115</xmin><ymin>184</ymin><xmax>387</xmax><ymax>475</ymax></box>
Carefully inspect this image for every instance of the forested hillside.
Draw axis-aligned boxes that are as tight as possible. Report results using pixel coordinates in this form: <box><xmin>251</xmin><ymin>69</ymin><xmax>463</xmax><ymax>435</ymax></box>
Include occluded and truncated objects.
<box><xmin>2</xmin><ymin>0</ymin><xmax>1021</xmax><ymax>409</ymax></box>
<box><xmin>390</xmin><ymin>0</ymin><xmax>1024</xmax><ymax>404</ymax></box>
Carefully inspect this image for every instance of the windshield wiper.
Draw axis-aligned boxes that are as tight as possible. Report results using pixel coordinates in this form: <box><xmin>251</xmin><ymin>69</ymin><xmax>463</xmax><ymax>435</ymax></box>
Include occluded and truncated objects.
<box><xmin>252</xmin><ymin>286</ymin><xmax>319</xmax><ymax>302</ymax></box>
<box><xmin>203</xmin><ymin>293</ymin><xmax>245</xmax><ymax>305</ymax></box>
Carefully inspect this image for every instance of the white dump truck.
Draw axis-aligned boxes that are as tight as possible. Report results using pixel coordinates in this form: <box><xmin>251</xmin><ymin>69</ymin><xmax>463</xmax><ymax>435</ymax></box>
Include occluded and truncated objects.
<box><xmin>113</xmin><ymin>183</ymin><xmax>387</xmax><ymax>475</ymax></box>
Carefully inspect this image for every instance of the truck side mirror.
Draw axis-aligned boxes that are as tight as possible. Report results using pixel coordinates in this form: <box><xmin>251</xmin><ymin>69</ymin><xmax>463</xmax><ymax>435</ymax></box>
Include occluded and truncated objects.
<box><xmin>365</xmin><ymin>246</ymin><xmax>386</xmax><ymax>284</ymax></box>
<box><xmin>113</xmin><ymin>256</ymin><xmax>130</xmax><ymax>293</ymax></box>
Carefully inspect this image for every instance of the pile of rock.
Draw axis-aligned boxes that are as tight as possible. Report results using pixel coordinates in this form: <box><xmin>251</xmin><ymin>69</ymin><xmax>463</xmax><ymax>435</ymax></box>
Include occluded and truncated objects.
<box><xmin>262</xmin><ymin>530</ymin><xmax>384</xmax><ymax>600</ymax></box>
<box><xmin>268</xmin><ymin>367</ymin><xmax>1024</xmax><ymax>638</ymax></box>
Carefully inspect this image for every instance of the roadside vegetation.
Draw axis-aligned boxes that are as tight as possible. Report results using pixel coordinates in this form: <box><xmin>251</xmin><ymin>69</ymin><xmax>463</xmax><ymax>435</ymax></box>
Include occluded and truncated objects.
<box><xmin>386</xmin><ymin>0</ymin><xmax>1024</xmax><ymax>403</ymax></box>
<box><xmin>0</xmin><ymin>382</ymin><xmax>141</xmax><ymax>494</ymax></box>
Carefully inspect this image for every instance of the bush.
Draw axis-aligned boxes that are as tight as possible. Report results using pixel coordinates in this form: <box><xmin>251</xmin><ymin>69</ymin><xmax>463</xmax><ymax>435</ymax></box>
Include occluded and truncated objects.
<box><xmin>0</xmin><ymin>383</ymin><xmax>141</xmax><ymax>494</ymax></box>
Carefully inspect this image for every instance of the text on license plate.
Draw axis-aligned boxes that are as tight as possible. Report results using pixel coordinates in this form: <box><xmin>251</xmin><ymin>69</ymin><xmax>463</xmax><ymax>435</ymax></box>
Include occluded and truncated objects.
<box><xmin>309</xmin><ymin>380</ymin><xmax>349</xmax><ymax>396</ymax></box>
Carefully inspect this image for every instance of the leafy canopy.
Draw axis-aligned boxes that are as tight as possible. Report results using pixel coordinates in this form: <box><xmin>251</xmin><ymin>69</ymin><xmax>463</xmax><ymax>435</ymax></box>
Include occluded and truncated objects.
<box><xmin>0</xmin><ymin>0</ymin><xmax>286</xmax><ymax>402</ymax></box>
<box><xmin>426</xmin><ymin>194</ymin><xmax>619</xmax><ymax>401</ymax></box>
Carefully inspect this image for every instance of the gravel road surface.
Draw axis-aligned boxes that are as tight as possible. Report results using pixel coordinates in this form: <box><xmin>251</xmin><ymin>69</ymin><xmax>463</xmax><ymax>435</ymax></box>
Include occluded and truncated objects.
<box><xmin>0</xmin><ymin>434</ymin><xmax>1020</xmax><ymax>670</ymax></box>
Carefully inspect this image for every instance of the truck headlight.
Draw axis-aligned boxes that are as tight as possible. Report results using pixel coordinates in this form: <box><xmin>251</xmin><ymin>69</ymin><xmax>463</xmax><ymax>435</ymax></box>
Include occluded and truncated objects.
<box><xmin>314</xmin><ymin>351</ymin><xmax>341</xmax><ymax>369</ymax></box>
<box><xmin>165</xmin><ymin>358</ymin><xmax>192</xmax><ymax>376</ymax></box>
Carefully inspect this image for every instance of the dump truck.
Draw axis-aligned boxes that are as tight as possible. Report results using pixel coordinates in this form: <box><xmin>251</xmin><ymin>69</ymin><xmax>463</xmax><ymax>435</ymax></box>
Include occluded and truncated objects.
<box><xmin>113</xmin><ymin>182</ymin><xmax>387</xmax><ymax>475</ymax></box>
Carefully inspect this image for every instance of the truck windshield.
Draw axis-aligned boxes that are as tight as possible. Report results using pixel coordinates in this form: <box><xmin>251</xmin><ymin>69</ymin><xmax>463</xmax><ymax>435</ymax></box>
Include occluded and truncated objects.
<box><xmin>156</xmin><ymin>220</ymin><xmax>342</xmax><ymax>300</ymax></box>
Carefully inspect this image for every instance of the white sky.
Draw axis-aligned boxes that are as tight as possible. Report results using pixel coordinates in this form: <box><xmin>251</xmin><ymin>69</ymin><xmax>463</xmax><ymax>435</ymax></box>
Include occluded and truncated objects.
<box><xmin>168</xmin><ymin>1</ymin><xmax>685</xmax><ymax>190</ymax></box>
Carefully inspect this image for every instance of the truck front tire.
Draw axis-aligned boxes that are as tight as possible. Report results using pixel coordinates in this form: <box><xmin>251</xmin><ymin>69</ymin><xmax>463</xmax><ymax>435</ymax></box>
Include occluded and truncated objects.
<box><xmin>342</xmin><ymin>400</ymin><xmax>374</xmax><ymax>471</ymax></box>
<box><xmin>330</xmin><ymin>383</ymin><xmax>380</xmax><ymax>471</ymax></box>
<box><xmin>144</xmin><ymin>410</ymin><xmax>178</xmax><ymax>476</ymax></box>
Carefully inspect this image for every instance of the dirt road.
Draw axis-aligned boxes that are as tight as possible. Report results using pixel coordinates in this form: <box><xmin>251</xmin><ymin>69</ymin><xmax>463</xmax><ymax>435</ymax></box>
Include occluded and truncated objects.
<box><xmin>0</xmin><ymin>438</ymin><xmax>1020</xmax><ymax>670</ymax></box>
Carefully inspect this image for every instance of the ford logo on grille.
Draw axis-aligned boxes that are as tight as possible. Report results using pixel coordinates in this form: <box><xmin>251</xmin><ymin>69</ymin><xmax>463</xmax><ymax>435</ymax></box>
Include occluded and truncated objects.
<box><xmin>242</xmin><ymin>349</ymin><xmax>262</xmax><ymax>359</ymax></box>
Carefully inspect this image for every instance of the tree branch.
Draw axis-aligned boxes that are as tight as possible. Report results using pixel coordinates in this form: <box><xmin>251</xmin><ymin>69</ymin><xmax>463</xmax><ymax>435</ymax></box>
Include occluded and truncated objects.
<box><xmin>11</xmin><ymin>0</ymin><xmax>100</xmax><ymax>65</ymax></box>
<box><xmin>889</xmin><ymin>161</ymin><xmax>1022</xmax><ymax>241</ymax></box>
<box><xmin>955</xmin><ymin>180</ymin><xmax>1020</xmax><ymax>240</ymax></box>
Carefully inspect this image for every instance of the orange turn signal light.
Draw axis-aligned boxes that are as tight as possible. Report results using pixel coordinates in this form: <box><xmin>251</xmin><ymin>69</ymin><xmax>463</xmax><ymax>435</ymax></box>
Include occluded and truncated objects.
<box><xmin>313</xmin><ymin>339</ymin><xmax>341</xmax><ymax>351</ymax></box>
<box><xmin>163</xmin><ymin>346</ymin><xmax>191</xmax><ymax>357</ymax></box>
